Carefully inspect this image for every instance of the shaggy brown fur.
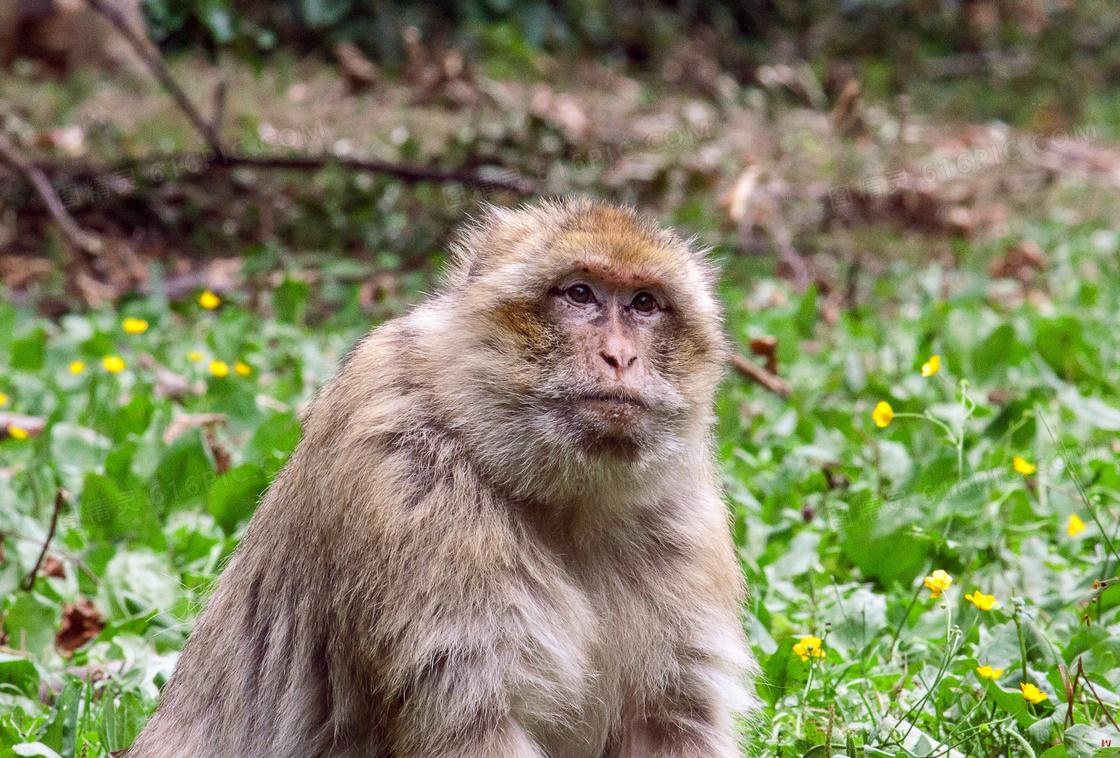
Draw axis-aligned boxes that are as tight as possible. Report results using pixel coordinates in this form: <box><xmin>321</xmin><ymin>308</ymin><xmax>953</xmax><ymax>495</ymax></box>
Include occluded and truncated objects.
<box><xmin>126</xmin><ymin>198</ymin><xmax>756</xmax><ymax>758</ymax></box>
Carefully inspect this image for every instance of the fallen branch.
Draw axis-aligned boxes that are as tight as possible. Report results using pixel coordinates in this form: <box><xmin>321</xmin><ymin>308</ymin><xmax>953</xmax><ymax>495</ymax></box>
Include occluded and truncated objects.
<box><xmin>81</xmin><ymin>0</ymin><xmax>535</xmax><ymax>196</ymax></box>
<box><xmin>85</xmin><ymin>0</ymin><xmax>225</xmax><ymax>159</ymax></box>
<box><xmin>21</xmin><ymin>489</ymin><xmax>69</xmax><ymax>591</ymax></box>
<box><xmin>731</xmin><ymin>354</ymin><xmax>791</xmax><ymax>398</ymax></box>
<box><xmin>219</xmin><ymin>154</ymin><xmax>534</xmax><ymax>193</ymax></box>
<box><xmin>32</xmin><ymin>150</ymin><xmax>535</xmax><ymax>202</ymax></box>
<box><xmin>0</xmin><ymin>133</ymin><xmax>102</xmax><ymax>256</ymax></box>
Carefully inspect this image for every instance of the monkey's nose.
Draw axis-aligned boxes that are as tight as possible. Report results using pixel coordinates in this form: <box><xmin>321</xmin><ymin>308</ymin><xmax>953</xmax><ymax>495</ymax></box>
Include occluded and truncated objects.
<box><xmin>599</xmin><ymin>350</ymin><xmax>638</xmax><ymax>373</ymax></box>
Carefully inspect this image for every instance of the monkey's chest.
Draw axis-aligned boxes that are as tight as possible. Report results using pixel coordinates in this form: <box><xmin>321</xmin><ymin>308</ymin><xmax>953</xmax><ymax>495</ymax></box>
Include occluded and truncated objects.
<box><xmin>525</xmin><ymin>573</ymin><xmax>676</xmax><ymax>758</ymax></box>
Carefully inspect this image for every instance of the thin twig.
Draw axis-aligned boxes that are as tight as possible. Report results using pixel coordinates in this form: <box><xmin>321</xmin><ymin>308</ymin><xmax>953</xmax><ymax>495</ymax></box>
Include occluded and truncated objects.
<box><xmin>210</xmin><ymin>80</ymin><xmax>228</xmax><ymax>136</ymax></box>
<box><xmin>34</xmin><ymin>150</ymin><xmax>535</xmax><ymax>198</ymax></box>
<box><xmin>731</xmin><ymin>354</ymin><xmax>791</xmax><ymax>397</ymax></box>
<box><xmin>21</xmin><ymin>489</ymin><xmax>69</xmax><ymax>591</ymax></box>
<box><xmin>1078</xmin><ymin>657</ymin><xmax>1120</xmax><ymax>732</ymax></box>
<box><xmin>81</xmin><ymin>0</ymin><xmax>536</xmax><ymax>198</ymax></box>
<box><xmin>84</xmin><ymin>0</ymin><xmax>226</xmax><ymax>160</ymax></box>
<box><xmin>0</xmin><ymin>133</ymin><xmax>102</xmax><ymax>255</ymax></box>
<box><xmin>217</xmin><ymin>154</ymin><xmax>535</xmax><ymax>193</ymax></box>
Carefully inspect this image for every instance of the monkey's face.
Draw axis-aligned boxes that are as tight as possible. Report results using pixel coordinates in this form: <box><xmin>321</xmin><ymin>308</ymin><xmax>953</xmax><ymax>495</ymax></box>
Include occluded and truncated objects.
<box><xmin>451</xmin><ymin>204</ymin><xmax>728</xmax><ymax>467</ymax></box>
<box><xmin>537</xmin><ymin>270</ymin><xmax>688</xmax><ymax>453</ymax></box>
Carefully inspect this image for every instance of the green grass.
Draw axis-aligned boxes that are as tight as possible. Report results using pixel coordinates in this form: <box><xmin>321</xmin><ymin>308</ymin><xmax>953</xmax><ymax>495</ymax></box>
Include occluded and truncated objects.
<box><xmin>1</xmin><ymin>219</ymin><xmax>1119</xmax><ymax>757</ymax></box>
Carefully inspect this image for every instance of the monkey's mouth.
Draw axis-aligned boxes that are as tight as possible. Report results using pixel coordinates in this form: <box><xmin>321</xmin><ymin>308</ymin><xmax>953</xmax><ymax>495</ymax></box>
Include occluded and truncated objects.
<box><xmin>576</xmin><ymin>392</ymin><xmax>648</xmax><ymax>409</ymax></box>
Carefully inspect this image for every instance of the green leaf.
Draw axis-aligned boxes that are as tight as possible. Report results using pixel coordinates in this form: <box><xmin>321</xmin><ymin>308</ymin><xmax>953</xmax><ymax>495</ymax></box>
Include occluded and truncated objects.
<box><xmin>247</xmin><ymin>412</ymin><xmax>302</xmax><ymax>472</ymax></box>
<box><xmin>97</xmin><ymin>551</ymin><xmax>180</xmax><ymax>619</ymax></box>
<box><xmin>0</xmin><ymin>653</ymin><xmax>40</xmax><ymax>699</ymax></box>
<box><xmin>1057</xmin><ymin>386</ymin><xmax>1120</xmax><ymax>431</ymax></box>
<box><xmin>1064</xmin><ymin>724</ymin><xmax>1120</xmax><ymax>758</ymax></box>
<box><xmin>37</xmin><ymin>677</ymin><xmax>81</xmax><ymax>755</ymax></box>
<box><xmin>10</xmin><ymin>328</ymin><xmax>46</xmax><ymax>370</ymax></box>
<box><xmin>98</xmin><ymin>690</ymin><xmax>149</xmax><ymax>751</ymax></box>
<box><xmin>758</xmin><ymin>637</ymin><xmax>809</xmax><ymax>706</ymax></box>
<box><xmin>80</xmin><ymin>472</ymin><xmax>162</xmax><ymax>547</ymax></box>
<box><xmin>207</xmin><ymin>463</ymin><xmax>268</xmax><ymax>533</ymax></box>
<box><xmin>2</xmin><ymin>594</ymin><xmax>57</xmax><ymax>660</ymax></box>
<box><xmin>985</xmin><ymin>680</ymin><xmax>1035</xmax><ymax>728</ymax></box>
<box><xmin>274</xmin><ymin>276</ymin><xmax>311</xmax><ymax>325</ymax></box>
<box><xmin>794</xmin><ymin>285</ymin><xmax>819</xmax><ymax>338</ymax></box>
<box><xmin>12</xmin><ymin>743</ymin><xmax>63</xmax><ymax>758</ymax></box>
<box><xmin>840</xmin><ymin>498</ymin><xmax>928</xmax><ymax>587</ymax></box>
<box><xmin>151</xmin><ymin>432</ymin><xmax>215</xmax><ymax>513</ymax></box>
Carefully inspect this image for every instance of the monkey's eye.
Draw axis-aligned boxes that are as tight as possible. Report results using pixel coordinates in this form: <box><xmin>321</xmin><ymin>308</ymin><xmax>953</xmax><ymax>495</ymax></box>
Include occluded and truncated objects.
<box><xmin>564</xmin><ymin>283</ymin><xmax>595</xmax><ymax>305</ymax></box>
<box><xmin>630</xmin><ymin>291</ymin><xmax>659</xmax><ymax>314</ymax></box>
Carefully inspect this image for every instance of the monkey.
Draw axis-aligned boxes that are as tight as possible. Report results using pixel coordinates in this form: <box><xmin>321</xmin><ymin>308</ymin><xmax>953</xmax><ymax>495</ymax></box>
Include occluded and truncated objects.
<box><xmin>125</xmin><ymin>198</ymin><xmax>758</xmax><ymax>758</ymax></box>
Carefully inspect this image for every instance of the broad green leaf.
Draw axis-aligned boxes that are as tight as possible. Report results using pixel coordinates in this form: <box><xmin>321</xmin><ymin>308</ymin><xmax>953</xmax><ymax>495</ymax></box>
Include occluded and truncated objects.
<box><xmin>207</xmin><ymin>463</ymin><xmax>268</xmax><ymax>533</ymax></box>
<box><xmin>0</xmin><ymin>653</ymin><xmax>40</xmax><ymax>699</ymax></box>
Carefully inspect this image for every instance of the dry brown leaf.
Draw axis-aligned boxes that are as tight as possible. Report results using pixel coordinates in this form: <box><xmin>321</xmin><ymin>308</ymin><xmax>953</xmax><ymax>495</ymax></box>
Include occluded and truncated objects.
<box><xmin>990</xmin><ymin>240</ymin><xmax>1048</xmax><ymax>282</ymax></box>
<box><xmin>138</xmin><ymin>354</ymin><xmax>204</xmax><ymax>399</ymax></box>
<box><xmin>204</xmin><ymin>424</ymin><xmax>231</xmax><ymax>475</ymax></box>
<box><xmin>748</xmin><ymin>336</ymin><xmax>779</xmax><ymax>374</ymax></box>
<box><xmin>42</xmin><ymin>555</ymin><xmax>66</xmax><ymax>579</ymax></box>
<box><xmin>56</xmin><ymin>598</ymin><xmax>103</xmax><ymax>655</ymax></box>
<box><xmin>334</xmin><ymin>41</ymin><xmax>378</xmax><ymax>92</ymax></box>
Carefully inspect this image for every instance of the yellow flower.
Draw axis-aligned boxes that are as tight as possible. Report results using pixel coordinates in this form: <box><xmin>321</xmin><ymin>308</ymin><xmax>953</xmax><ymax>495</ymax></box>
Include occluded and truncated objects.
<box><xmin>234</xmin><ymin>361</ymin><xmax>252</xmax><ymax>377</ymax></box>
<box><xmin>1012</xmin><ymin>456</ymin><xmax>1036</xmax><ymax>476</ymax></box>
<box><xmin>198</xmin><ymin>290</ymin><xmax>221</xmax><ymax>310</ymax></box>
<box><xmin>964</xmin><ymin>590</ymin><xmax>998</xmax><ymax>611</ymax></box>
<box><xmin>792</xmin><ymin>635</ymin><xmax>825</xmax><ymax>663</ymax></box>
<box><xmin>920</xmin><ymin>354</ymin><xmax>941</xmax><ymax>377</ymax></box>
<box><xmin>122</xmin><ymin>317</ymin><xmax>149</xmax><ymax>334</ymax></box>
<box><xmin>923</xmin><ymin>569</ymin><xmax>953</xmax><ymax>598</ymax></box>
<box><xmin>209</xmin><ymin>360</ymin><xmax>230</xmax><ymax>378</ymax></box>
<box><xmin>872</xmin><ymin>401</ymin><xmax>894</xmax><ymax>428</ymax></box>
<box><xmin>976</xmin><ymin>665</ymin><xmax>1004</xmax><ymax>680</ymax></box>
<box><xmin>1020</xmin><ymin>682</ymin><xmax>1047</xmax><ymax>704</ymax></box>
<box><xmin>0</xmin><ymin>392</ymin><xmax>8</xmax><ymax>407</ymax></box>
<box><xmin>8</xmin><ymin>425</ymin><xmax>29</xmax><ymax>441</ymax></box>
<box><xmin>101</xmin><ymin>355</ymin><xmax>126</xmax><ymax>374</ymax></box>
<box><xmin>1066</xmin><ymin>514</ymin><xmax>1086</xmax><ymax>537</ymax></box>
<box><xmin>187</xmin><ymin>350</ymin><xmax>204</xmax><ymax>363</ymax></box>
<box><xmin>68</xmin><ymin>360</ymin><xmax>86</xmax><ymax>375</ymax></box>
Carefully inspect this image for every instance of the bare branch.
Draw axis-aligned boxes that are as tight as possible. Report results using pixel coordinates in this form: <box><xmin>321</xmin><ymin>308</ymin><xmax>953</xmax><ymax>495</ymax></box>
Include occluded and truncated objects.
<box><xmin>34</xmin><ymin>150</ymin><xmax>536</xmax><ymax>199</ymax></box>
<box><xmin>71</xmin><ymin>1</ymin><xmax>536</xmax><ymax>198</ymax></box>
<box><xmin>210</xmin><ymin>80</ymin><xmax>228</xmax><ymax>136</ymax></box>
<box><xmin>21</xmin><ymin>489</ymin><xmax>69</xmax><ymax>591</ymax></box>
<box><xmin>84</xmin><ymin>0</ymin><xmax>226</xmax><ymax>160</ymax></box>
<box><xmin>730</xmin><ymin>354</ymin><xmax>791</xmax><ymax>398</ymax></box>
<box><xmin>218</xmin><ymin>154</ymin><xmax>535</xmax><ymax>194</ymax></box>
<box><xmin>0</xmin><ymin>133</ymin><xmax>102</xmax><ymax>256</ymax></box>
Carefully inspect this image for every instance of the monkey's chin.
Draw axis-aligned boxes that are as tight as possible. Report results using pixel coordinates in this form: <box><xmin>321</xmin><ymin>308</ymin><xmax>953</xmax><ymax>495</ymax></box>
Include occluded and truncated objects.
<box><xmin>571</xmin><ymin>398</ymin><xmax>651</xmax><ymax>460</ymax></box>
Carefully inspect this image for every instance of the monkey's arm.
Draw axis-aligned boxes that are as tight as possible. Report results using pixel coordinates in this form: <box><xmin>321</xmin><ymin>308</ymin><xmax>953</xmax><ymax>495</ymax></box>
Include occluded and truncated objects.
<box><xmin>616</xmin><ymin>494</ymin><xmax>757</xmax><ymax>758</ymax></box>
<box><xmin>620</xmin><ymin>616</ymin><xmax>755</xmax><ymax>758</ymax></box>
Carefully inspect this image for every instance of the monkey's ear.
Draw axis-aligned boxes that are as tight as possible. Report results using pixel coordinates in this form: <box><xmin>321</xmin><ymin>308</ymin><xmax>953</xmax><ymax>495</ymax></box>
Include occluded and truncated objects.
<box><xmin>445</xmin><ymin>201</ymin><xmax>556</xmax><ymax>283</ymax></box>
<box><xmin>445</xmin><ymin>203</ymin><xmax>514</xmax><ymax>282</ymax></box>
<box><xmin>683</xmin><ymin>234</ymin><xmax>725</xmax><ymax>276</ymax></box>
